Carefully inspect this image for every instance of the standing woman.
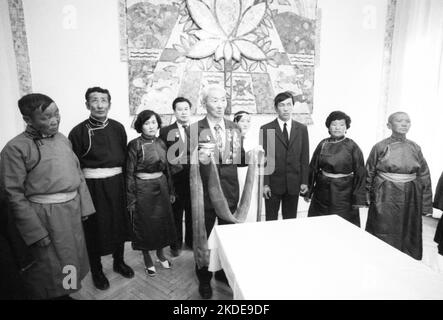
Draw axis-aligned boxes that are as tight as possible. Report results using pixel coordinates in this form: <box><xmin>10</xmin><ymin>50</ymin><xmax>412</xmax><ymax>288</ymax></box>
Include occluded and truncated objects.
<box><xmin>365</xmin><ymin>112</ymin><xmax>432</xmax><ymax>260</ymax></box>
<box><xmin>233</xmin><ymin>111</ymin><xmax>258</xmax><ymax>222</ymax></box>
<box><xmin>307</xmin><ymin>111</ymin><xmax>366</xmax><ymax>226</ymax></box>
<box><xmin>126</xmin><ymin>110</ymin><xmax>177</xmax><ymax>276</ymax></box>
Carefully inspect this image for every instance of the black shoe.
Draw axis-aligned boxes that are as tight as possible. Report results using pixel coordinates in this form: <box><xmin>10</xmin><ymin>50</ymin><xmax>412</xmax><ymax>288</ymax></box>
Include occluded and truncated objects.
<box><xmin>113</xmin><ymin>261</ymin><xmax>135</xmax><ymax>278</ymax></box>
<box><xmin>199</xmin><ymin>283</ymin><xmax>212</xmax><ymax>299</ymax></box>
<box><xmin>92</xmin><ymin>270</ymin><xmax>110</xmax><ymax>290</ymax></box>
<box><xmin>214</xmin><ymin>271</ymin><xmax>229</xmax><ymax>286</ymax></box>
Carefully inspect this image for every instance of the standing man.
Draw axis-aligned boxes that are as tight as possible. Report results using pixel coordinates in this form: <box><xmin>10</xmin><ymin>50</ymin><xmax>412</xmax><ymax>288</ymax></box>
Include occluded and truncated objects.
<box><xmin>260</xmin><ymin>91</ymin><xmax>309</xmax><ymax>220</ymax></box>
<box><xmin>0</xmin><ymin>93</ymin><xmax>94</xmax><ymax>299</ymax></box>
<box><xmin>189</xmin><ymin>86</ymin><xmax>245</xmax><ymax>299</ymax></box>
<box><xmin>69</xmin><ymin>87</ymin><xmax>134</xmax><ymax>290</ymax></box>
<box><xmin>159</xmin><ymin>97</ymin><xmax>193</xmax><ymax>257</ymax></box>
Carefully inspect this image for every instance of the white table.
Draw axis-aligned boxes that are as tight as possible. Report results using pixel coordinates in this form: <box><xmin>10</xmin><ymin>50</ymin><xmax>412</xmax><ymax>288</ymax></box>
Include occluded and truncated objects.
<box><xmin>208</xmin><ymin>215</ymin><xmax>443</xmax><ymax>299</ymax></box>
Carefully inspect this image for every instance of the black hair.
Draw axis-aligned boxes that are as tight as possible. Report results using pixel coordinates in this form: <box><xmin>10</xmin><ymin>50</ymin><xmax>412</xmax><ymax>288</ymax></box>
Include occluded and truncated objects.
<box><xmin>85</xmin><ymin>87</ymin><xmax>111</xmax><ymax>102</ymax></box>
<box><xmin>18</xmin><ymin>93</ymin><xmax>54</xmax><ymax>117</ymax></box>
<box><xmin>134</xmin><ymin>109</ymin><xmax>162</xmax><ymax>133</ymax></box>
<box><xmin>233</xmin><ymin>110</ymin><xmax>250</xmax><ymax>123</ymax></box>
<box><xmin>274</xmin><ymin>91</ymin><xmax>294</xmax><ymax>109</ymax></box>
<box><xmin>325</xmin><ymin>111</ymin><xmax>351</xmax><ymax>129</ymax></box>
<box><xmin>172</xmin><ymin>97</ymin><xmax>192</xmax><ymax>111</ymax></box>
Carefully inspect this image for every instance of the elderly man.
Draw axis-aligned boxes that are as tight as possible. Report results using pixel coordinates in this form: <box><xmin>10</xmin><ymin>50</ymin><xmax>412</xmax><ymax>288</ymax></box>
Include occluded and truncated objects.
<box><xmin>188</xmin><ymin>86</ymin><xmax>245</xmax><ymax>299</ymax></box>
<box><xmin>365</xmin><ymin>111</ymin><xmax>432</xmax><ymax>260</ymax></box>
<box><xmin>69</xmin><ymin>87</ymin><xmax>134</xmax><ymax>290</ymax></box>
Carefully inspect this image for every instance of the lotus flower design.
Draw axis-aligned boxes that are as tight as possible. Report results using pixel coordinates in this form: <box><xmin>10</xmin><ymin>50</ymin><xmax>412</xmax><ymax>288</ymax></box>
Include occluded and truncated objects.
<box><xmin>185</xmin><ymin>0</ymin><xmax>268</xmax><ymax>63</ymax></box>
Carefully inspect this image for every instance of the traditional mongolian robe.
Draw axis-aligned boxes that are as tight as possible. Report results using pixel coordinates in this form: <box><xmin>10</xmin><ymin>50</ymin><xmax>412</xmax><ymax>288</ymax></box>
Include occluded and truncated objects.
<box><xmin>126</xmin><ymin>135</ymin><xmax>176</xmax><ymax>251</ymax></box>
<box><xmin>307</xmin><ymin>137</ymin><xmax>366</xmax><ymax>226</ymax></box>
<box><xmin>69</xmin><ymin>117</ymin><xmax>129</xmax><ymax>256</ymax></box>
<box><xmin>365</xmin><ymin>136</ymin><xmax>432</xmax><ymax>260</ymax></box>
<box><xmin>433</xmin><ymin>172</ymin><xmax>443</xmax><ymax>255</ymax></box>
<box><xmin>0</xmin><ymin>126</ymin><xmax>94</xmax><ymax>299</ymax></box>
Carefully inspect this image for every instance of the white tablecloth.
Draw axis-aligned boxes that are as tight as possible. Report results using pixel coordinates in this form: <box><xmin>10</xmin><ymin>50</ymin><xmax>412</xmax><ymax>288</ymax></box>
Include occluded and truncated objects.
<box><xmin>208</xmin><ymin>215</ymin><xmax>443</xmax><ymax>300</ymax></box>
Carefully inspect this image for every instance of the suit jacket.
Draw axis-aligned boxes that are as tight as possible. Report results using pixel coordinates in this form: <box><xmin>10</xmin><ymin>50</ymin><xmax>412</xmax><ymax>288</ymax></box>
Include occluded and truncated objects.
<box><xmin>260</xmin><ymin>118</ymin><xmax>309</xmax><ymax>195</ymax></box>
<box><xmin>159</xmin><ymin>122</ymin><xmax>189</xmax><ymax>196</ymax></box>
<box><xmin>188</xmin><ymin>117</ymin><xmax>245</xmax><ymax>211</ymax></box>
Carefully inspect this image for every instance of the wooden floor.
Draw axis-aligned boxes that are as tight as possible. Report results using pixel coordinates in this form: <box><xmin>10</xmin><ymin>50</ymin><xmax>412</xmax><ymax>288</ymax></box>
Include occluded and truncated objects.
<box><xmin>72</xmin><ymin>212</ymin><xmax>441</xmax><ymax>300</ymax></box>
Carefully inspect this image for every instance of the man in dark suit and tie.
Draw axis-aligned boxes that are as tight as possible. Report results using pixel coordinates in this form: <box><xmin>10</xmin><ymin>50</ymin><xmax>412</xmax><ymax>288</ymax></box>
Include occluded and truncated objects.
<box><xmin>260</xmin><ymin>91</ymin><xmax>309</xmax><ymax>220</ymax></box>
<box><xmin>159</xmin><ymin>97</ymin><xmax>193</xmax><ymax>257</ymax></box>
<box><xmin>188</xmin><ymin>85</ymin><xmax>245</xmax><ymax>299</ymax></box>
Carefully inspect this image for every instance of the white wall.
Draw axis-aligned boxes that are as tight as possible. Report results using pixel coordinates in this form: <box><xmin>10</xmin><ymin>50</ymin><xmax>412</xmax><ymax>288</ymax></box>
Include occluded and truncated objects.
<box><xmin>22</xmin><ymin>0</ymin><xmax>133</xmax><ymax>138</ymax></box>
<box><xmin>0</xmin><ymin>0</ymin><xmax>23</xmax><ymax>149</ymax></box>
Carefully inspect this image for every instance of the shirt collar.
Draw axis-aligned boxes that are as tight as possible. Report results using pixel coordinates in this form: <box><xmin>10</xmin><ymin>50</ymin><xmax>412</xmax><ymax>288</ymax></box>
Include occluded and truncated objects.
<box><xmin>277</xmin><ymin>117</ymin><xmax>292</xmax><ymax>132</ymax></box>
<box><xmin>207</xmin><ymin>117</ymin><xmax>225</xmax><ymax>132</ymax></box>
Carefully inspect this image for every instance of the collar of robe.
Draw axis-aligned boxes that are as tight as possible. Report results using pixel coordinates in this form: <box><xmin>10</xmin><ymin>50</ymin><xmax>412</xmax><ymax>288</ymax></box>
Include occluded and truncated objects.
<box><xmin>390</xmin><ymin>135</ymin><xmax>406</xmax><ymax>142</ymax></box>
<box><xmin>328</xmin><ymin>135</ymin><xmax>346</xmax><ymax>143</ymax></box>
<box><xmin>88</xmin><ymin>116</ymin><xmax>109</xmax><ymax>128</ymax></box>
<box><xmin>141</xmin><ymin>134</ymin><xmax>156</xmax><ymax>142</ymax></box>
<box><xmin>24</xmin><ymin>125</ymin><xmax>55</xmax><ymax>141</ymax></box>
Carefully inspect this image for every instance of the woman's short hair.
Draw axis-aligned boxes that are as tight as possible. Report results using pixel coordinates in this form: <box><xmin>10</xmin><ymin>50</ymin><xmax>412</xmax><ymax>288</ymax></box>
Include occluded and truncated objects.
<box><xmin>18</xmin><ymin>93</ymin><xmax>54</xmax><ymax>117</ymax></box>
<box><xmin>134</xmin><ymin>109</ymin><xmax>162</xmax><ymax>133</ymax></box>
<box><xmin>233</xmin><ymin>110</ymin><xmax>250</xmax><ymax>123</ymax></box>
<box><xmin>325</xmin><ymin>111</ymin><xmax>351</xmax><ymax>129</ymax></box>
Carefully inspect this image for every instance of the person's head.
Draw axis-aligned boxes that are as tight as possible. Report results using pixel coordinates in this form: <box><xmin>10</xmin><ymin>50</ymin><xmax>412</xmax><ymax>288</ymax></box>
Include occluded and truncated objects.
<box><xmin>18</xmin><ymin>93</ymin><xmax>60</xmax><ymax>136</ymax></box>
<box><xmin>85</xmin><ymin>87</ymin><xmax>111</xmax><ymax>121</ymax></box>
<box><xmin>172</xmin><ymin>97</ymin><xmax>191</xmax><ymax>125</ymax></box>
<box><xmin>325</xmin><ymin>111</ymin><xmax>351</xmax><ymax>138</ymax></box>
<box><xmin>233</xmin><ymin>111</ymin><xmax>251</xmax><ymax>135</ymax></box>
<box><xmin>387</xmin><ymin>111</ymin><xmax>410</xmax><ymax>136</ymax></box>
<box><xmin>274</xmin><ymin>91</ymin><xmax>294</xmax><ymax>122</ymax></box>
<box><xmin>202</xmin><ymin>85</ymin><xmax>227</xmax><ymax>120</ymax></box>
<box><xmin>134</xmin><ymin>109</ymin><xmax>162</xmax><ymax>137</ymax></box>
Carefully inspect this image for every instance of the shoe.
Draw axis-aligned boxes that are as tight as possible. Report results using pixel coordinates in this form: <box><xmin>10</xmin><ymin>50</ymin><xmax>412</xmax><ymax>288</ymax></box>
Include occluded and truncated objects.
<box><xmin>214</xmin><ymin>270</ymin><xmax>229</xmax><ymax>286</ymax></box>
<box><xmin>113</xmin><ymin>261</ymin><xmax>135</xmax><ymax>278</ymax></box>
<box><xmin>199</xmin><ymin>283</ymin><xmax>212</xmax><ymax>299</ymax></box>
<box><xmin>145</xmin><ymin>266</ymin><xmax>156</xmax><ymax>277</ymax></box>
<box><xmin>157</xmin><ymin>259</ymin><xmax>172</xmax><ymax>269</ymax></box>
<box><xmin>170</xmin><ymin>248</ymin><xmax>181</xmax><ymax>257</ymax></box>
<box><xmin>91</xmin><ymin>270</ymin><xmax>110</xmax><ymax>290</ymax></box>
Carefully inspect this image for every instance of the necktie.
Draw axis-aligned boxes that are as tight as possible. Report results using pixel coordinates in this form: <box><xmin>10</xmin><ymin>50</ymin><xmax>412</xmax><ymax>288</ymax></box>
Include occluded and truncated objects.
<box><xmin>181</xmin><ymin>124</ymin><xmax>188</xmax><ymax>141</ymax></box>
<box><xmin>214</xmin><ymin>124</ymin><xmax>223</xmax><ymax>153</ymax></box>
<box><xmin>283</xmin><ymin>122</ymin><xmax>289</xmax><ymax>145</ymax></box>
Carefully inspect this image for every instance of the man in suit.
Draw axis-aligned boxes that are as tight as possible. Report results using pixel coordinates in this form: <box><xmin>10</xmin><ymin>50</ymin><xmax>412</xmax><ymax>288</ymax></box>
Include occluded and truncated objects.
<box><xmin>159</xmin><ymin>97</ymin><xmax>193</xmax><ymax>257</ymax></box>
<box><xmin>260</xmin><ymin>91</ymin><xmax>309</xmax><ymax>220</ymax></box>
<box><xmin>188</xmin><ymin>85</ymin><xmax>245</xmax><ymax>299</ymax></box>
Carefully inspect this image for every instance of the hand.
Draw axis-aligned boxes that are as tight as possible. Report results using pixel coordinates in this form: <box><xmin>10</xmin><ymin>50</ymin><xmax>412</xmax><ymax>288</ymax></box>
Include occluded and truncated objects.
<box><xmin>81</xmin><ymin>216</ymin><xmax>89</xmax><ymax>221</ymax></box>
<box><xmin>300</xmin><ymin>184</ymin><xmax>309</xmax><ymax>196</ymax></box>
<box><xmin>432</xmin><ymin>208</ymin><xmax>443</xmax><ymax>219</ymax></box>
<box><xmin>170</xmin><ymin>195</ymin><xmax>176</xmax><ymax>204</ymax></box>
<box><xmin>34</xmin><ymin>236</ymin><xmax>51</xmax><ymax>247</ymax></box>
<box><xmin>303</xmin><ymin>196</ymin><xmax>310</xmax><ymax>203</ymax></box>
<box><xmin>263</xmin><ymin>185</ymin><xmax>272</xmax><ymax>200</ymax></box>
